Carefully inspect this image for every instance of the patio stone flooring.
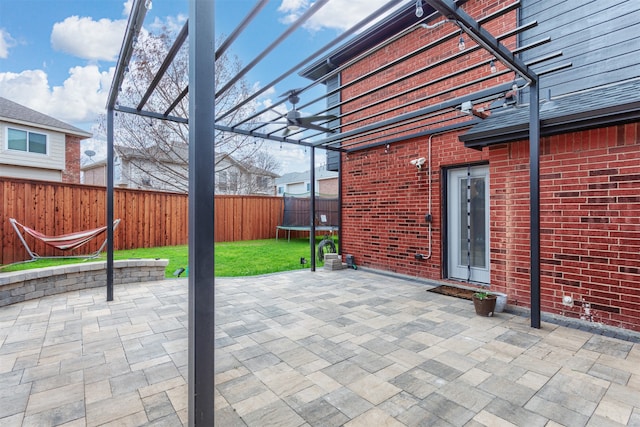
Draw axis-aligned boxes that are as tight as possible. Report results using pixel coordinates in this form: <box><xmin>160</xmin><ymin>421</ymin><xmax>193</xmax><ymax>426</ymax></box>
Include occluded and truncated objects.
<box><xmin>1</xmin><ymin>269</ymin><xmax>640</xmax><ymax>426</ymax></box>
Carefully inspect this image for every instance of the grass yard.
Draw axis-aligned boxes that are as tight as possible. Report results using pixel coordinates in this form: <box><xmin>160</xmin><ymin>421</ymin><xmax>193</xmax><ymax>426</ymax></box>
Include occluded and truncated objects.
<box><xmin>0</xmin><ymin>237</ymin><xmax>337</xmax><ymax>278</ymax></box>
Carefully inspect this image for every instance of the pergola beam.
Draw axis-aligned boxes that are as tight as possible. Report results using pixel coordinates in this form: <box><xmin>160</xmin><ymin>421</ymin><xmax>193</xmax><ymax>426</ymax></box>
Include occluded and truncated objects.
<box><xmin>137</xmin><ymin>22</ymin><xmax>189</xmax><ymax>111</ymax></box>
<box><xmin>116</xmin><ymin>105</ymin><xmax>188</xmax><ymax>124</ymax></box>
<box><xmin>426</xmin><ymin>0</ymin><xmax>538</xmax><ymax>82</ymax></box>
<box><xmin>316</xmin><ymin>79</ymin><xmax>523</xmax><ymax>147</ymax></box>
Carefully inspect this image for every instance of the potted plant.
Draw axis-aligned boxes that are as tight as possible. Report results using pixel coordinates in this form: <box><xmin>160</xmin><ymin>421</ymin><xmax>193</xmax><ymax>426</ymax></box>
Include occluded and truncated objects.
<box><xmin>472</xmin><ymin>291</ymin><xmax>497</xmax><ymax>317</ymax></box>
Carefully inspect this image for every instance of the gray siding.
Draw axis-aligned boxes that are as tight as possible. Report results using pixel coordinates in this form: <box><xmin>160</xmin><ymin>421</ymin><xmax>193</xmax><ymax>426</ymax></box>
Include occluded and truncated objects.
<box><xmin>519</xmin><ymin>0</ymin><xmax>640</xmax><ymax>97</ymax></box>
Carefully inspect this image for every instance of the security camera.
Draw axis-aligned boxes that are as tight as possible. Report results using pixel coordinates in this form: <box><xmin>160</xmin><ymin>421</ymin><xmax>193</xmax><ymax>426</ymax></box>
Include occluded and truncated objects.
<box><xmin>410</xmin><ymin>157</ymin><xmax>426</xmax><ymax>169</ymax></box>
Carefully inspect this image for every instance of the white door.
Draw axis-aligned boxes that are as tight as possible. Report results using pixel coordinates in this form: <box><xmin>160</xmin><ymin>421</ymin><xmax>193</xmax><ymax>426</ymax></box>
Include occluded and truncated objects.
<box><xmin>447</xmin><ymin>165</ymin><xmax>490</xmax><ymax>284</ymax></box>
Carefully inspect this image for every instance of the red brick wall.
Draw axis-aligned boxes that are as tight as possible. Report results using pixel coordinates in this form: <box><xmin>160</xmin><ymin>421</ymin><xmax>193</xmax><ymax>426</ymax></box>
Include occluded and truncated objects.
<box><xmin>341</xmin><ymin>132</ymin><xmax>489</xmax><ymax>276</ymax></box>
<box><xmin>340</xmin><ymin>0</ymin><xmax>515</xmax><ymax>273</ymax></box>
<box><xmin>338</xmin><ymin>0</ymin><xmax>640</xmax><ymax>331</ymax></box>
<box><xmin>62</xmin><ymin>135</ymin><xmax>81</xmax><ymax>183</ymax></box>
<box><xmin>490</xmin><ymin>124</ymin><xmax>640</xmax><ymax>331</ymax></box>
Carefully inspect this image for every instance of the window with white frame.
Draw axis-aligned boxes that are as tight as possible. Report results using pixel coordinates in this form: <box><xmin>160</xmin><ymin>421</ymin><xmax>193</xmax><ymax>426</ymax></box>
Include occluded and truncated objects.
<box><xmin>256</xmin><ymin>176</ymin><xmax>269</xmax><ymax>189</ymax></box>
<box><xmin>7</xmin><ymin>128</ymin><xmax>47</xmax><ymax>154</ymax></box>
<box><xmin>217</xmin><ymin>170</ymin><xmax>228</xmax><ymax>192</ymax></box>
<box><xmin>229</xmin><ymin>171</ymin><xmax>239</xmax><ymax>192</ymax></box>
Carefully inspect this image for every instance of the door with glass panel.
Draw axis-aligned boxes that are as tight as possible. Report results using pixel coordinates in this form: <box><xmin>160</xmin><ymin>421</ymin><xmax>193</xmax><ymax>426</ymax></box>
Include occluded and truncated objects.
<box><xmin>447</xmin><ymin>165</ymin><xmax>490</xmax><ymax>284</ymax></box>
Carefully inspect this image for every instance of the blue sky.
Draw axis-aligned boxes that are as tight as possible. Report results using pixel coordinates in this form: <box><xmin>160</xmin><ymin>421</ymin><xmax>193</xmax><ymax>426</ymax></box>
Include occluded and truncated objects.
<box><xmin>0</xmin><ymin>0</ymin><xmax>395</xmax><ymax>172</ymax></box>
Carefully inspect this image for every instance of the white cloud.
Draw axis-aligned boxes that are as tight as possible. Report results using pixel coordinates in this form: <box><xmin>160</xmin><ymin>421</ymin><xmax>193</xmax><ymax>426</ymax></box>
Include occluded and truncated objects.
<box><xmin>272</xmin><ymin>144</ymin><xmax>328</xmax><ymax>174</ymax></box>
<box><xmin>51</xmin><ymin>16</ymin><xmax>127</xmax><ymax>61</ymax></box>
<box><xmin>0</xmin><ymin>28</ymin><xmax>15</xmax><ymax>58</ymax></box>
<box><xmin>278</xmin><ymin>0</ymin><xmax>392</xmax><ymax>32</ymax></box>
<box><xmin>49</xmin><ymin>65</ymin><xmax>115</xmax><ymax>122</ymax></box>
<box><xmin>278</xmin><ymin>0</ymin><xmax>310</xmax><ymax>25</ymax></box>
<box><xmin>0</xmin><ymin>65</ymin><xmax>114</xmax><ymax>126</ymax></box>
<box><xmin>123</xmin><ymin>0</ymin><xmax>134</xmax><ymax>16</ymax></box>
<box><xmin>0</xmin><ymin>70</ymin><xmax>51</xmax><ymax>108</ymax></box>
<box><xmin>150</xmin><ymin>14</ymin><xmax>188</xmax><ymax>34</ymax></box>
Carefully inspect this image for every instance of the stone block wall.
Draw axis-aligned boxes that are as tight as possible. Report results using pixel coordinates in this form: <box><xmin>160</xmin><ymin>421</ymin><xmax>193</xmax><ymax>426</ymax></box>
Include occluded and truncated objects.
<box><xmin>0</xmin><ymin>259</ymin><xmax>168</xmax><ymax>307</ymax></box>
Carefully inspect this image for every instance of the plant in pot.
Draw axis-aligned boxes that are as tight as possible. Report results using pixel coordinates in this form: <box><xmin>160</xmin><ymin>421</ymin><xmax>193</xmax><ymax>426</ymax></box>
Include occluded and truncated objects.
<box><xmin>472</xmin><ymin>291</ymin><xmax>497</xmax><ymax>317</ymax></box>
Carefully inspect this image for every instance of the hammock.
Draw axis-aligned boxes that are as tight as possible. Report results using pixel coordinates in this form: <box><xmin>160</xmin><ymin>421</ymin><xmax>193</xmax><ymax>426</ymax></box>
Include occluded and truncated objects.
<box><xmin>9</xmin><ymin>218</ymin><xmax>121</xmax><ymax>261</ymax></box>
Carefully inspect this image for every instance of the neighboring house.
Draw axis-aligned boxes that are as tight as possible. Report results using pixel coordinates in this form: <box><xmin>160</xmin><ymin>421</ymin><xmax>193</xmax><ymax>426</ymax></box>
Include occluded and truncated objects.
<box><xmin>83</xmin><ymin>145</ymin><xmax>277</xmax><ymax>195</ymax></box>
<box><xmin>82</xmin><ymin>158</ymin><xmax>109</xmax><ymax>187</ymax></box>
<box><xmin>0</xmin><ymin>96</ymin><xmax>92</xmax><ymax>183</ymax></box>
<box><xmin>275</xmin><ymin>166</ymin><xmax>338</xmax><ymax>196</ymax></box>
<box><xmin>302</xmin><ymin>1</ymin><xmax>640</xmax><ymax>331</ymax></box>
<box><xmin>216</xmin><ymin>154</ymin><xmax>278</xmax><ymax>196</ymax></box>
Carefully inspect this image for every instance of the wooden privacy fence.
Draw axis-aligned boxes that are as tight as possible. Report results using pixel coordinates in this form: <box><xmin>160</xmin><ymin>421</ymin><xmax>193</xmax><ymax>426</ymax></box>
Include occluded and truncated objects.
<box><xmin>1</xmin><ymin>178</ymin><xmax>285</xmax><ymax>265</ymax></box>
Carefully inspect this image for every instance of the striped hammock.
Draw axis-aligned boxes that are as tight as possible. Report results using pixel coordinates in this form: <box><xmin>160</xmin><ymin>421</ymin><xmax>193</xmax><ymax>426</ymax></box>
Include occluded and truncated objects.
<box><xmin>9</xmin><ymin>218</ymin><xmax>120</xmax><ymax>260</ymax></box>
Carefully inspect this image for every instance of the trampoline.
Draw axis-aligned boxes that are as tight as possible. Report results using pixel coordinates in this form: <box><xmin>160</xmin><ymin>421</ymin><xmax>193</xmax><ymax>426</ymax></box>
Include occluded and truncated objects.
<box><xmin>276</xmin><ymin>193</ymin><xmax>339</xmax><ymax>241</ymax></box>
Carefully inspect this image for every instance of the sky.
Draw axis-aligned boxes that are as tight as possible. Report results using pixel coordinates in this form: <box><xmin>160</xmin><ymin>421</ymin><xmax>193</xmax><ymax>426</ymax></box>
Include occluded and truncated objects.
<box><xmin>0</xmin><ymin>0</ymin><xmax>396</xmax><ymax>175</ymax></box>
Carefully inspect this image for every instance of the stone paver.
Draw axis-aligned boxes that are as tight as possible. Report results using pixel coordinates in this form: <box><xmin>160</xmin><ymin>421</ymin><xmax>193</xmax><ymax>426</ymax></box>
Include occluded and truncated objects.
<box><xmin>1</xmin><ymin>269</ymin><xmax>640</xmax><ymax>425</ymax></box>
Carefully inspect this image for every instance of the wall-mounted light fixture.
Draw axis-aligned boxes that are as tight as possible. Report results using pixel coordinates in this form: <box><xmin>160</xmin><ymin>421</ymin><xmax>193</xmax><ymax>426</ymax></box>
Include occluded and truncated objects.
<box><xmin>458</xmin><ymin>35</ymin><xmax>466</xmax><ymax>51</ymax></box>
<box><xmin>415</xmin><ymin>0</ymin><xmax>424</xmax><ymax>18</ymax></box>
<box><xmin>489</xmin><ymin>59</ymin><xmax>497</xmax><ymax>73</ymax></box>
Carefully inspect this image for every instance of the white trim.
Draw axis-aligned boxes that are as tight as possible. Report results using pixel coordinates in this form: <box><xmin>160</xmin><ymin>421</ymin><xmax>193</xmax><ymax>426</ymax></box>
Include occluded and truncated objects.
<box><xmin>447</xmin><ymin>165</ymin><xmax>490</xmax><ymax>284</ymax></box>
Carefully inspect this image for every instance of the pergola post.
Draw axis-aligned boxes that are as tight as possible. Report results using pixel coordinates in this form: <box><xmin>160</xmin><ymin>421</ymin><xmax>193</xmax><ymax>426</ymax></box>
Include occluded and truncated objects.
<box><xmin>310</xmin><ymin>147</ymin><xmax>316</xmax><ymax>271</ymax></box>
<box><xmin>188</xmin><ymin>0</ymin><xmax>215</xmax><ymax>424</ymax></box>
<box><xmin>529</xmin><ymin>80</ymin><xmax>541</xmax><ymax>328</ymax></box>
<box><xmin>106</xmin><ymin>108</ymin><xmax>115</xmax><ymax>302</ymax></box>
<box><xmin>426</xmin><ymin>0</ymin><xmax>542</xmax><ymax>328</ymax></box>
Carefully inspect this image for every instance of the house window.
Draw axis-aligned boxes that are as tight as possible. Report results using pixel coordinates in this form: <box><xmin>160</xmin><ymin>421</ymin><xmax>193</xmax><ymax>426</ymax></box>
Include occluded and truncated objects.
<box><xmin>256</xmin><ymin>176</ymin><xmax>268</xmax><ymax>189</ymax></box>
<box><xmin>278</xmin><ymin>186</ymin><xmax>284</xmax><ymax>194</ymax></box>
<box><xmin>7</xmin><ymin>128</ymin><xmax>47</xmax><ymax>154</ymax></box>
<box><xmin>229</xmin><ymin>171</ymin><xmax>239</xmax><ymax>192</ymax></box>
<box><xmin>306</xmin><ymin>183</ymin><xmax>310</xmax><ymax>192</ymax></box>
<box><xmin>218</xmin><ymin>171</ymin><xmax>228</xmax><ymax>192</ymax></box>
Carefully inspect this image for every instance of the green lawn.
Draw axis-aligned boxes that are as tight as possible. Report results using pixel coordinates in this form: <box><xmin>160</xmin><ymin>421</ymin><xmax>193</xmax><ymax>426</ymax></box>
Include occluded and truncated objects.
<box><xmin>0</xmin><ymin>237</ymin><xmax>338</xmax><ymax>278</ymax></box>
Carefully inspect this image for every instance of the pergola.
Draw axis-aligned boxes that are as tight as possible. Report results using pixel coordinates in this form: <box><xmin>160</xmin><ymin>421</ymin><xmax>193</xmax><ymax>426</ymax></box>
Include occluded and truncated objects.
<box><xmin>105</xmin><ymin>0</ymin><xmax>569</xmax><ymax>424</ymax></box>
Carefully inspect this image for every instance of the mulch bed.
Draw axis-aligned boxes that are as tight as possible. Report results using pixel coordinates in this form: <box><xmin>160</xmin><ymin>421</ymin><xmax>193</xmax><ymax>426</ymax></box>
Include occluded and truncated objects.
<box><xmin>428</xmin><ymin>285</ymin><xmax>476</xmax><ymax>300</ymax></box>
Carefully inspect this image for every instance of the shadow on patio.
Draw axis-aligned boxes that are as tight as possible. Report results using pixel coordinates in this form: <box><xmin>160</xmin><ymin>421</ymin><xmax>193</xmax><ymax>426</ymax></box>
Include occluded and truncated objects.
<box><xmin>1</xmin><ymin>269</ymin><xmax>640</xmax><ymax>426</ymax></box>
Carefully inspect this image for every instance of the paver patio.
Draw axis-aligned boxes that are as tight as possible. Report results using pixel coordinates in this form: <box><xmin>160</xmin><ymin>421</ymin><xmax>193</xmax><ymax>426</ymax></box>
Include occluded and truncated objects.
<box><xmin>1</xmin><ymin>269</ymin><xmax>640</xmax><ymax>426</ymax></box>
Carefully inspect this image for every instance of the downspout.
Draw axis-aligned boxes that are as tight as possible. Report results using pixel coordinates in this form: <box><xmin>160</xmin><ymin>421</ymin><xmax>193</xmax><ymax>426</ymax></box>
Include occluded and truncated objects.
<box><xmin>417</xmin><ymin>133</ymin><xmax>435</xmax><ymax>260</ymax></box>
<box><xmin>426</xmin><ymin>133</ymin><xmax>434</xmax><ymax>259</ymax></box>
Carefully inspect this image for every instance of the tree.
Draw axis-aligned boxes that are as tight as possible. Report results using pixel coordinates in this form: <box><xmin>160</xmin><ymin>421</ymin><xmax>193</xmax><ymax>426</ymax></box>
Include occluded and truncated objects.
<box><xmin>99</xmin><ymin>24</ymin><xmax>280</xmax><ymax>193</ymax></box>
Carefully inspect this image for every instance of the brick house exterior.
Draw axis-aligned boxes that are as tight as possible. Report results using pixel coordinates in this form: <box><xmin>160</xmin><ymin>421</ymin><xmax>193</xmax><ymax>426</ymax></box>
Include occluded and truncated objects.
<box><xmin>304</xmin><ymin>1</ymin><xmax>640</xmax><ymax>331</ymax></box>
<box><xmin>62</xmin><ymin>135</ymin><xmax>83</xmax><ymax>183</ymax></box>
<box><xmin>487</xmin><ymin>125</ymin><xmax>640</xmax><ymax>330</ymax></box>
